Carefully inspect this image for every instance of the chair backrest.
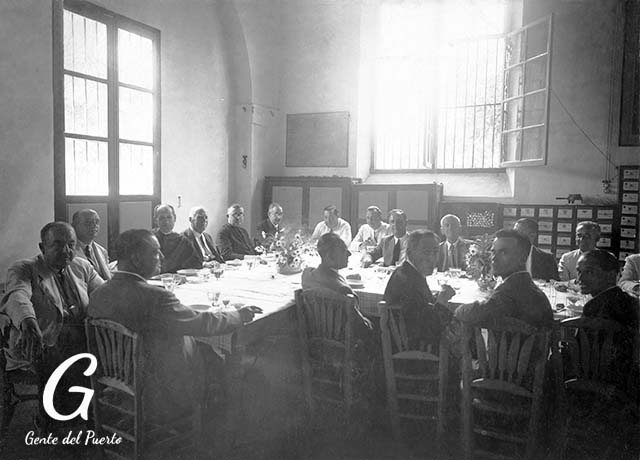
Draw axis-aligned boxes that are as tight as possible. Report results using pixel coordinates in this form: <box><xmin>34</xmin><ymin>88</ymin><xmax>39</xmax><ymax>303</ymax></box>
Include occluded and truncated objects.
<box><xmin>379</xmin><ymin>301</ymin><xmax>410</xmax><ymax>355</ymax></box>
<box><xmin>559</xmin><ymin>316</ymin><xmax>626</xmax><ymax>384</ymax></box>
<box><xmin>85</xmin><ymin>318</ymin><xmax>142</xmax><ymax>397</ymax></box>
<box><xmin>462</xmin><ymin>316</ymin><xmax>550</xmax><ymax>395</ymax></box>
<box><xmin>295</xmin><ymin>288</ymin><xmax>356</xmax><ymax>349</ymax></box>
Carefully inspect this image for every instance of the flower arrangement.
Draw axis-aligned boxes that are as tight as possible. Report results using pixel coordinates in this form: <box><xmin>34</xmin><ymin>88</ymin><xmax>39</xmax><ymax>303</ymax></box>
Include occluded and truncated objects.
<box><xmin>465</xmin><ymin>233</ymin><xmax>497</xmax><ymax>291</ymax></box>
<box><xmin>269</xmin><ymin>229</ymin><xmax>316</xmax><ymax>274</ymax></box>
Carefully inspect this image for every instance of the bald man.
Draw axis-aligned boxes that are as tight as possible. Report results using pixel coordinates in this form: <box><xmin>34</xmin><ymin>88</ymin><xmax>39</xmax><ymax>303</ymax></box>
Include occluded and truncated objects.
<box><xmin>437</xmin><ymin>214</ymin><xmax>470</xmax><ymax>272</ymax></box>
<box><xmin>153</xmin><ymin>204</ymin><xmax>200</xmax><ymax>273</ymax></box>
<box><xmin>71</xmin><ymin>208</ymin><xmax>112</xmax><ymax>280</ymax></box>
<box><xmin>182</xmin><ymin>206</ymin><xmax>224</xmax><ymax>266</ymax></box>
<box><xmin>558</xmin><ymin>221</ymin><xmax>601</xmax><ymax>281</ymax></box>
<box><xmin>216</xmin><ymin>204</ymin><xmax>258</xmax><ymax>261</ymax></box>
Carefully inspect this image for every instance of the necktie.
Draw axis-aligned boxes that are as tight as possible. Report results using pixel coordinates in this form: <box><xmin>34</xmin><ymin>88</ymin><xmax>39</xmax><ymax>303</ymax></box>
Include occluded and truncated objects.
<box><xmin>84</xmin><ymin>245</ymin><xmax>97</xmax><ymax>269</ymax></box>
<box><xmin>449</xmin><ymin>244</ymin><xmax>456</xmax><ymax>269</ymax></box>
<box><xmin>391</xmin><ymin>239</ymin><xmax>401</xmax><ymax>265</ymax></box>
<box><xmin>200</xmin><ymin>235</ymin><xmax>214</xmax><ymax>260</ymax></box>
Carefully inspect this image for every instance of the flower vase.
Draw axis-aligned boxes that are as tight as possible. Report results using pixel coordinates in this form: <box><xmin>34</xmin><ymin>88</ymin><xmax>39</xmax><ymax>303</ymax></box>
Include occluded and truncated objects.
<box><xmin>278</xmin><ymin>264</ymin><xmax>302</xmax><ymax>275</ymax></box>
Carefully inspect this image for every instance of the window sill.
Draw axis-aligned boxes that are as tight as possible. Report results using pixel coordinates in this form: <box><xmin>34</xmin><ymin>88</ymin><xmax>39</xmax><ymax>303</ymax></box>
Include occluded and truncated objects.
<box><xmin>363</xmin><ymin>170</ymin><xmax>513</xmax><ymax>200</ymax></box>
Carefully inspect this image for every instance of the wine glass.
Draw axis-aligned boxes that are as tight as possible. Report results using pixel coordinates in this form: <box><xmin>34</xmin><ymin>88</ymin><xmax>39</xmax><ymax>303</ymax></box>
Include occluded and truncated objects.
<box><xmin>212</xmin><ymin>265</ymin><xmax>224</xmax><ymax>280</ymax></box>
<box><xmin>221</xmin><ymin>297</ymin><xmax>231</xmax><ymax>310</ymax></box>
<box><xmin>160</xmin><ymin>274</ymin><xmax>177</xmax><ymax>292</ymax></box>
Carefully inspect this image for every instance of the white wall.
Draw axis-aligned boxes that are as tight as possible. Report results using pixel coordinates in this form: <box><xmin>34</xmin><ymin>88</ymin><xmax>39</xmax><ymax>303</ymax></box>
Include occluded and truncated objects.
<box><xmin>0</xmin><ymin>0</ymin><xmax>237</xmax><ymax>276</ymax></box>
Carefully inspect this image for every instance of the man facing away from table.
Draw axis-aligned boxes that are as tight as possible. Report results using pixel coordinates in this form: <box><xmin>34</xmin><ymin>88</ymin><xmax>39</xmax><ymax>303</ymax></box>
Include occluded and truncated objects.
<box><xmin>310</xmin><ymin>204</ymin><xmax>352</xmax><ymax>247</ymax></box>
<box><xmin>153</xmin><ymin>204</ymin><xmax>200</xmax><ymax>273</ymax></box>
<box><xmin>0</xmin><ymin>222</ymin><xmax>104</xmax><ymax>419</ymax></box>
<box><xmin>350</xmin><ymin>205</ymin><xmax>391</xmax><ymax>252</ymax></box>
<box><xmin>72</xmin><ymin>208</ymin><xmax>112</xmax><ymax>280</ymax></box>
<box><xmin>88</xmin><ymin>229</ymin><xmax>261</xmax><ymax>424</ymax></box>
<box><xmin>362</xmin><ymin>209</ymin><xmax>409</xmax><ymax>268</ymax></box>
<box><xmin>183</xmin><ymin>206</ymin><xmax>224</xmax><ymax>266</ymax></box>
<box><xmin>454</xmin><ymin>229</ymin><xmax>553</xmax><ymax>328</ymax></box>
<box><xmin>384</xmin><ymin>230</ymin><xmax>456</xmax><ymax>349</ymax></box>
<box><xmin>558</xmin><ymin>221</ymin><xmax>601</xmax><ymax>282</ymax></box>
<box><xmin>254</xmin><ymin>202</ymin><xmax>284</xmax><ymax>249</ymax></box>
<box><xmin>437</xmin><ymin>214</ymin><xmax>470</xmax><ymax>272</ymax></box>
<box><xmin>216</xmin><ymin>204</ymin><xmax>259</xmax><ymax>261</ymax></box>
<box><xmin>513</xmin><ymin>218</ymin><xmax>559</xmax><ymax>281</ymax></box>
<box><xmin>619</xmin><ymin>252</ymin><xmax>640</xmax><ymax>296</ymax></box>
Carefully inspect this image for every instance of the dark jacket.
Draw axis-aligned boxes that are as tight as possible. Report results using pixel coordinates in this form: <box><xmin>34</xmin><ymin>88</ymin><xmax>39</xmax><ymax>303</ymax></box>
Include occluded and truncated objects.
<box><xmin>182</xmin><ymin>227</ymin><xmax>224</xmax><ymax>264</ymax></box>
<box><xmin>216</xmin><ymin>224</ymin><xmax>256</xmax><ymax>261</ymax></box>
<box><xmin>531</xmin><ymin>246</ymin><xmax>559</xmax><ymax>281</ymax></box>
<box><xmin>153</xmin><ymin>230</ymin><xmax>200</xmax><ymax>273</ymax></box>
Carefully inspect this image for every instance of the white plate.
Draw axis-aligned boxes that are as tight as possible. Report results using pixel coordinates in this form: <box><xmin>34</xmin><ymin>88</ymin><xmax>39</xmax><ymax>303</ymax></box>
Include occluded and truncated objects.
<box><xmin>348</xmin><ymin>281</ymin><xmax>365</xmax><ymax>289</ymax></box>
<box><xmin>177</xmin><ymin>269</ymin><xmax>200</xmax><ymax>276</ymax></box>
<box><xmin>226</xmin><ymin>259</ymin><xmax>243</xmax><ymax>266</ymax></box>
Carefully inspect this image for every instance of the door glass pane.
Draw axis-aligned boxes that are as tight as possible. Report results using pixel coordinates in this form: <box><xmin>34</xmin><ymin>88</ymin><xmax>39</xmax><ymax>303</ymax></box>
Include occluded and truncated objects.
<box><xmin>64</xmin><ymin>75</ymin><xmax>108</xmax><ymax>137</ymax></box>
<box><xmin>64</xmin><ymin>10</ymin><xmax>107</xmax><ymax>78</ymax></box>
<box><xmin>119</xmin><ymin>87</ymin><xmax>153</xmax><ymax>142</ymax></box>
<box><xmin>118</xmin><ymin>29</ymin><xmax>154</xmax><ymax>90</ymax></box>
<box><xmin>522</xmin><ymin>126</ymin><xmax>544</xmax><ymax>161</ymax></box>
<box><xmin>119</xmin><ymin>143</ymin><xmax>153</xmax><ymax>195</ymax></box>
<box><xmin>65</xmin><ymin>137</ymin><xmax>108</xmax><ymax>196</ymax></box>
<box><xmin>523</xmin><ymin>92</ymin><xmax>546</xmax><ymax>126</ymax></box>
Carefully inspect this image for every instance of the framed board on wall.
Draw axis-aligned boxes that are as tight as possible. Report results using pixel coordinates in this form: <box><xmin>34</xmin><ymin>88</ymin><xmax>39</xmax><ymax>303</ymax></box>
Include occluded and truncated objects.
<box><xmin>285</xmin><ymin>111</ymin><xmax>349</xmax><ymax>167</ymax></box>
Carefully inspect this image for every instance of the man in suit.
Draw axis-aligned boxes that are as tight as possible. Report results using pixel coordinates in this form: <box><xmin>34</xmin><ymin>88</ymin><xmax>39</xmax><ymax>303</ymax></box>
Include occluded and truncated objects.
<box><xmin>619</xmin><ymin>253</ymin><xmax>640</xmax><ymax>295</ymax></box>
<box><xmin>153</xmin><ymin>204</ymin><xmax>200</xmax><ymax>273</ymax></box>
<box><xmin>362</xmin><ymin>209</ymin><xmax>409</xmax><ymax>268</ymax></box>
<box><xmin>182</xmin><ymin>206</ymin><xmax>224</xmax><ymax>266</ymax></box>
<box><xmin>455</xmin><ymin>229</ymin><xmax>553</xmax><ymax>328</ymax></box>
<box><xmin>384</xmin><ymin>230</ymin><xmax>456</xmax><ymax>347</ymax></box>
<box><xmin>310</xmin><ymin>204</ymin><xmax>353</xmax><ymax>247</ymax></box>
<box><xmin>71</xmin><ymin>209</ymin><xmax>112</xmax><ymax>280</ymax></box>
<box><xmin>437</xmin><ymin>214</ymin><xmax>470</xmax><ymax>272</ymax></box>
<box><xmin>254</xmin><ymin>202</ymin><xmax>284</xmax><ymax>249</ymax></box>
<box><xmin>558</xmin><ymin>221</ymin><xmax>601</xmax><ymax>281</ymax></box>
<box><xmin>0</xmin><ymin>222</ymin><xmax>104</xmax><ymax>375</ymax></box>
<box><xmin>88</xmin><ymin>229</ymin><xmax>261</xmax><ymax>423</ymax></box>
<box><xmin>514</xmin><ymin>218</ymin><xmax>559</xmax><ymax>281</ymax></box>
<box><xmin>575</xmin><ymin>249</ymin><xmax>639</xmax><ymax>388</ymax></box>
<box><xmin>350</xmin><ymin>205</ymin><xmax>391</xmax><ymax>251</ymax></box>
<box><xmin>216</xmin><ymin>204</ymin><xmax>258</xmax><ymax>261</ymax></box>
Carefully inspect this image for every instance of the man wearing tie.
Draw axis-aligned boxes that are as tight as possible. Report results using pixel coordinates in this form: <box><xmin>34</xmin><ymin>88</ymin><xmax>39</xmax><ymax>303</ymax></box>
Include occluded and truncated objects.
<box><xmin>72</xmin><ymin>209</ymin><xmax>112</xmax><ymax>280</ymax></box>
<box><xmin>182</xmin><ymin>206</ymin><xmax>224</xmax><ymax>266</ymax></box>
<box><xmin>362</xmin><ymin>209</ymin><xmax>409</xmax><ymax>267</ymax></box>
<box><xmin>437</xmin><ymin>214</ymin><xmax>470</xmax><ymax>272</ymax></box>
<box><xmin>513</xmin><ymin>218</ymin><xmax>559</xmax><ymax>281</ymax></box>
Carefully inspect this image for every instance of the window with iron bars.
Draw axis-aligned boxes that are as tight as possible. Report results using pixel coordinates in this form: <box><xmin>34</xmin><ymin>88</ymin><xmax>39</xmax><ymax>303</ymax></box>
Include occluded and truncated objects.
<box><xmin>372</xmin><ymin>2</ymin><xmax>551</xmax><ymax>171</ymax></box>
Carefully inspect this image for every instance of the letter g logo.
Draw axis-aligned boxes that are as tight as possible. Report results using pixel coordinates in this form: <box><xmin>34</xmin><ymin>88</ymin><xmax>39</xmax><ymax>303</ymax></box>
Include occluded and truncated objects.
<box><xmin>42</xmin><ymin>353</ymin><xmax>97</xmax><ymax>421</ymax></box>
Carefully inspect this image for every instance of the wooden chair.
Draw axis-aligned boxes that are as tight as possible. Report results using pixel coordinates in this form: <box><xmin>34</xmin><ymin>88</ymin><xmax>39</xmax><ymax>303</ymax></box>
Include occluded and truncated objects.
<box><xmin>460</xmin><ymin>317</ymin><xmax>551</xmax><ymax>460</ymax></box>
<box><xmin>379</xmin><ymin>301</ymin><xmax>448</xmax><ymax>443</ymax></box>
<box><xmin>294</xmin><ymin>288</ymin><xmax>367</xmax><ymax>421</ymax></box>
<box><xmin>85</xmin><ymin>318</ymin><xmax>196</xmax><ymax>460</ymax></box>
<box><xmin>557</xmin><ymin>317</ymin><xmax>640</xmax><ymax>460</ymax></box>
<box><xmin>0</xmin><ymin>314</ymin><xmax>45</xmax><ymax>443</ymax></box>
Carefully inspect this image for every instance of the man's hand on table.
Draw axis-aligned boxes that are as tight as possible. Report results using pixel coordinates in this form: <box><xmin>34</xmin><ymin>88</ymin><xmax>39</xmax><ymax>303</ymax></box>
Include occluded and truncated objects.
<box><xmin>361</xmin><ymin>254</ymin><xmax>373</xmax><ymax>268</ymax></box>
<box><xmin>18</xmin><ymin>317</ymin><xmax>43</xmax><ymax>363</ymax></box>
<box><xmin>238</xmin><ymin>305</ymin><xmax>263</xmax><ymax>323</ymax></box>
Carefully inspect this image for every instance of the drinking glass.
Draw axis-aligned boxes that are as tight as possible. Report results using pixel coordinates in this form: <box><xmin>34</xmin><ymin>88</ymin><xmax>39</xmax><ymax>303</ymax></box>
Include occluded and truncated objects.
<box><xmin>207</xmin><ymin>289</ymin><xmax>221</xmax><ymax>306</ymax></box>
<box><xmin>160</xmin><ymin>274</ymin><xmax>177</xmax><ymax>292</ymax></box>
<box><xmin>212</xmin><ymin>264</ymin><xmax>224</xmax><ymax>280</ymax></box>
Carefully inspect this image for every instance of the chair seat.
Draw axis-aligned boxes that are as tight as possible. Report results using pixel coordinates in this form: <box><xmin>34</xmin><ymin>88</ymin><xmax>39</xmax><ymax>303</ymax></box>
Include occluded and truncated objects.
<box><xmin>564</xmin><ymin>378</ymin><xmax>630</xmax><ymax>402</ymax></box>
<box><xmin>393</xmin><ymin>350</ymin><xmax>439</xmax><ymax>361</ymax></box>
<box><xmin>471</xmin><ymin>396</ymin><xmax>530</xmax><ymax>417</ymax></box>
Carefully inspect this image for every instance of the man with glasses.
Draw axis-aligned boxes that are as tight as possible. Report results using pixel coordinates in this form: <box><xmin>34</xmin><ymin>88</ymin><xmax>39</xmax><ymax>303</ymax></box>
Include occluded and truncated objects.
<box><xmin>71</xmin><ymin>208</ymin><xmax>112</xmax><ymax>280</ymax></box>
<box><xmin>558</xmin><ymin>221</ymin><xmax>601</xmax><ymax>281</ymax></box>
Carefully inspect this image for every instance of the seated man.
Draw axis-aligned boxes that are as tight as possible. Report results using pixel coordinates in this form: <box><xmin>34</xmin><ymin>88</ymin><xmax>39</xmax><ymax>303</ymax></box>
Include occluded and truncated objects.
<box><xmin>72</xmin><ymin>208</ymin><xmax>112</xmax><ymax>280</ymax></box>
<box><xmin>619</xmin><ymin>253</ymin><xmax>640</xmax><ymax>295</ymax></box>
<box><xmin>437</xmin><ymin>214</ymin><xmax>470</xmax><ymax>272</ymax></box>
<box><xmin>574</xmin><ymin>249</ymin><xmax>639</xmax><ymax>387</ymax></box>
<box><xmin>254</xmin><ymin>202</ymin><xmax>284</xmax><ymax>248</ymax></box>
<box><xmin>153</xmin><ymin>204</ymin><xmax>199</xmax><ymax>273</ymax></box>
<box><xmin>558</xmin><ymin>221</ymin><xmax>601</xmax><ymax>281</ymax></box>
<box><xmin>216</xmin><ymin>204</ymin><xmax>258</xmax><ymax>261</ymax></box>
<box><xmin>182</xmin><ymin>206</ymin><xmax>224</xmax><ymax>266</ymax></box>
<box><xmin>301</xmin><ymin>233</ymin><xmax>372</xmax><ymax>332</ymax></box>
<box><xmin>362</xmin><ymin>209</ymin><xmax>409</xmax><ymax>268</ymax></box>
<box><xmin>350</xmin><ymin>205</ymin><xmax>390</xmax><ymax>251</ymax></box>
<box><xmin>88</xmin><ymin>229</ymin><xmax>261</xmax><ymax>422</ymax></box>
<box><xmin>513</xmin><ymin>218</ymin><xmax>559</xmax><ymax>281</ymax></box>
<box><xmin>384</xmin><ymin>230</ymin><xmax>456</xmax><ymax>347</ymax></box>
<box><xmin>455</xmin><ymin>229</ymin><xmax>553</xmax><ymax>328</ymax></box>
<box><xmin>310</xmin><ymin>205</ymin><xmax>352</xmax><ymax>247</ymax></box>
<box><xmin>1</xmin><ymin>222</ymin><xmax>104</xmax><ymax>377</ymax></box>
